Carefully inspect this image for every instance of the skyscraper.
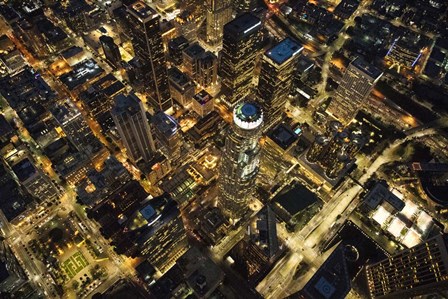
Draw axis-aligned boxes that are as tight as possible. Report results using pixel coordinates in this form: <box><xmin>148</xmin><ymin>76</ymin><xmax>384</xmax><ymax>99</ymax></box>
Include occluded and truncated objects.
<box><xmin>365</xmin><ymin>234</ymin><xmax>448</xmax><ymax>298</ymax></box>
<box><xmin>326</xmin><ymin>57</ymin><xmax>383</xmax><ymax>125</ymax></box>
<box><xmin>126</xmin><ymin>194</ymin><xmax>188</xmax><ymax>274</ymax></box>
<box><xmin>218</xmin><ymin>101</ymin><xmax>263</xmax><ymax>220</ymax></box>
<box><xmin>124</xmin><ymin>1</ymin><xmax>172</xmax><ymax>111</ymax></box>
<box><xmin>152</xmin><ymin>111</ymin><xmax>182</xmax><ymax>160</ymax></box>
<box><xmin>205</xmin><ymin>0</ymin><xmax>233</xmax><ymax>48</ymax></box>
<box><xmin>111</xmin><ymin>93</ymin><xmax>155</xmax><ymax>163</ymax></box>
<box><xmin>221</xmin><ymin>13</ymin><xmax>262</xmax><ymax>106</ymax></box>
<box><xmin>99</xmin><ymin>35</ymin><xmax>121</xmax><ymax>67</ymax></box>
<box><xmin>257</xmin><ymin>38</ymin><xmax>303</xmax><ymax>127</ymax></box>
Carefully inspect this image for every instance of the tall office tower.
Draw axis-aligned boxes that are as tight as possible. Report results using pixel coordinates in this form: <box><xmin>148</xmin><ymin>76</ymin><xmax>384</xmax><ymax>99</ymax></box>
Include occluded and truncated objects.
<box><xmin>182</xmin><ymin>43</ymin><xmax>205</xmax><ymax>79</ymax></box>
<box><xmin>124</xmin><ymin>194</ymin><xmax>189</xmax><ymax>274</ymax></box>
<box><xmin>125</xmin><ymin>1</ymin><xmax>172</xmax><ymax>112</ymax></box>
<box><xmin>152</xmin><ymin>111</ymin><xmax>182</xmax><ymax>160</ymax></box>
<box><xmin>197</xmin><ymin>51</ymin><xmax>218</xmax><ymax>88</ymax></box>
<box><xmin>365</xmin><ymin>234</ymin><xmax>448</xmax><ymax>298</ymax></box>
<box><xmin>218</xmin><ymin>102</ymin><xmax>263</xmax><ymax>221</ymax></box>
<box><xmin>221</xmin><ymin>13</ymin><xmax>262</xmax><ymax>106</ymax></box>
<box><xmin>111</xmin><ymin>93</ymin><xmax>155</xmax><ymax>163</ymax></box>
<box><xmin>234</xmin><ymin>0</ymin><xmax>258</xmax><ymax>14</ymax></box>
<box><xmin>99</xmin><ymin>35</ymin><xmax>121</xmax><ymax>67</ymax></box>
<box><xmin>167</xmin><ymin>67</ymin><xmax>195</xmax><ymax>107</ymax></box>
<box><xmin>205</xmin><ymin>0</ymin><xmax>233</xmax><ymax>48</ymax></box>
<box><xmin>11</xmin><ymin>158</ymin><xmax>60</xmax><ymax>202</ymax></box>
<box><xmin>168</xmin><ymin>36</ymin><xmax>189</xmax><ymax>65</ymax></box>
<box><xmin>326</xmin><ymin>57</ymin><xmax>383</xmax><ymax>125</ymax></box>
<box><xmin>257</xmin><ymin>38</ymin><xmax>303</xmax><ymax>127</ymax></box>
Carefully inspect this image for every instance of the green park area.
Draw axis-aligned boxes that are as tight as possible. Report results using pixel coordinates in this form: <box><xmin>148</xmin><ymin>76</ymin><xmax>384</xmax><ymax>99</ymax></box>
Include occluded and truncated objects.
<box><xmin>61</xmin><ymin>251</ymin><xmax>89</xmax><ymax>280</ymax></box>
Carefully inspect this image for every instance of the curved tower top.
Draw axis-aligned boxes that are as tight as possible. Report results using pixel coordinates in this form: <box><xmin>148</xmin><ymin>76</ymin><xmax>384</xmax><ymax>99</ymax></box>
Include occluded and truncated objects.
<box><xmin>233</xmin><ymin>102</ymin><xmax>263</xmax><ymax>131</ymax></box>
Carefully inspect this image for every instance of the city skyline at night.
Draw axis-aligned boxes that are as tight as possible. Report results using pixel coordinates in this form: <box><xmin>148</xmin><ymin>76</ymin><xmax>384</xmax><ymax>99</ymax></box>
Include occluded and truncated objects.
<box><xmin>0</xmin><ymin>0</ymin><xmax>447</xmax><ymax>298</ymax></box>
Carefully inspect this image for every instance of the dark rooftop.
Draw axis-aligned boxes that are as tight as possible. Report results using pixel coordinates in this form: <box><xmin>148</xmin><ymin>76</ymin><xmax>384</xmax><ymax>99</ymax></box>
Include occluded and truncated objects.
<box><xmin>183</xmin><ymin>43</ymin><xmax>205</xmax><ymax>58</ymax></box>
<box><xmin>268</xmin><ymin>123</ymin><xmax>298</xmax><ymax>150</ymax></box>
<box><xmin>265</xmin><ymin>38</ymin><xmax>303</xmax><ymax>65</ymax></box>
<box><xmin>274</xmin><ymin>183</ymin><xmax>319</xmax><ymax>215</ymax></box>
<box><xmin>11</xmin><ymin>158</ymin><xmax>37</xmax><ymax>182</ymax></box>
<box><xmin>351</xmin><ymin>57</ymin><xmax>383</xmax><ymax>79</ymax></box>
<box><xmin>224</xmin><ymin>13</ymin><xmax>261</xmax><ymax>40</ymax></box>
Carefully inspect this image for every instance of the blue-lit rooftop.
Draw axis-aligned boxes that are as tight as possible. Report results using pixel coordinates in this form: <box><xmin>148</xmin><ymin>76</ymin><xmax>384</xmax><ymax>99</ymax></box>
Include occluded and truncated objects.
<box><xmin>265</xmin><ymin>38</ymin><xmax>303</xmax><ymax>65</ymax></box>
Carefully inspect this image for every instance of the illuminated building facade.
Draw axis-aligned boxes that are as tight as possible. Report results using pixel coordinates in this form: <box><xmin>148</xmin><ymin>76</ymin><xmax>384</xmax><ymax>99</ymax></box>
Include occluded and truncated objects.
<box><xmin>167</xmin><ymin>67</ymin><xmax>195</xmax><ymax>107</ymax></box>
<box><xmin>326</xmin><ymin>58</ymin><xmax>382</xmax><ymax>125</ymax></box>
<box><xmin>124</xmin><ymin>1</ymin><xmax>172</xmax><ymax>111</ymax></box>
<box><xmin>221</xmin><ymin>13</ymin><xmax>262</xmax><ymax>106</ymax></box>
<box><xmin>218</xmin><ymin>102</ymin><xmax>263</xmax><ymax>220</ymax></box>
<box><xmin>192</xmin><ymin>90</ymin><xmax>214</xmax><ymax>117</ymax></box>
<box><xmin>205</xmin><ymin>0</ymin><xmax>233</xmax><ymax>48</ymax></box>
<box><xmin>111</xmin><ymin>93</ymin><xmax>155</xmax><ymax>163</ymax></box>
<box><xmin>152</xmin><ymin>111</ymin><xmax>182</xmax><ymax>160</ymax></box>
<box><xmin>365</xmin><ymin>234</ymin><xmax>448</xmax><ymax>298</ymax></box>
<box><xmin>257</xmin><ymin>38</ymin><xmax>303</xmax><ymax>126</ymax></box>
<box><xmin>132</xmin><ymin>197</ymin><xmax>189</xmax><ymax>274</ymax></box>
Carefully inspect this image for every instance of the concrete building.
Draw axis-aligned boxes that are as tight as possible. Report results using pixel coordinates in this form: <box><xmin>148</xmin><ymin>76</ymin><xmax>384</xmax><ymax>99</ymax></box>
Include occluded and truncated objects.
<box><xmin>152</xmin><ymin>111</ymin><xmax>182</xmax><ymax>160</ymax></box>
<box><xmin>221</xmin><ymin>13</ymin><xmax>262</xmax><ymax>106</ymax></box>
<box><xmin>192</xmin><ymin>90</ymin><xmax>214</xmax><ymax>117</ymax></box>
<box><xmin>11</xmin><ymin>157</ymin><xmax>59</xmax><ymax>202</ymax></box>
<box><xmin>167</xmin><ymin>67</ymin><xmax>196</xmax><ymax>107</ymax></box>
<box><xmin>257</xmin><ymin>38</ymin><xmax>303</xmax><ymax>127</ymax></box>
<box><xmin>124</xmin><ymin>1</ymin><xmax>172</xmax><ymax>111</ymax></box>
<box><xmin>111</xmin><ymin>93</ymin><xmax>155</xmax><ymax>163</ymax></box>
<box><xmin>365</xmin><ymin>234</ymin><xmax>448</xmax><ymax>298</ymax></box>
<box><xmin>204</xmin><ymin>0</ymin><xmax>233</xmax><ymax>48</ymax></box>
<box><xmin>326</xmin><ymin>58</ymin><xmax>382</xmax><ymax>125</ymax></box>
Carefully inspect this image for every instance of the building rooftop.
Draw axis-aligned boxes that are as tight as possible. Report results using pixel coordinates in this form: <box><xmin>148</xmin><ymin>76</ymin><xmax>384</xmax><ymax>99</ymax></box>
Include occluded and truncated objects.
<box><xmin>193</xmin><ymin>90</ymin><xmax>212</xmax><ymax>105</ymax></box>
<box><xmin>224</xmin><ymin>12</ymin><xmax>261</xmax><ymax>40</ymax></box>
<box><xmin>60</xmin><ymin>46</ymin><xmax>84</xmax><ymax>60</ymax></box>
<box><xmin>112</xmin><ymin>93</ymin><xmax>141</xmax><ymax>116</ymax></box>
<box><xmin>127</xmin><ymin>1</ymin><xmax>158</xmax><ymax>21</ymax></box>
<box><xmin>11</xmin><ymin>158</ymin><xmax>37</xmax><ymax>182</ymax></box>
<box><xmin>265</xmin><ymin>38</ymin><xmax>303</xmax><ymax>65</ymax></box>
<box><xmin>274</xmin><ymin>183</ymin><xmax>319</xmax><ymax>216</ymax></box>
<box><xmin>152</xmin><ymin>111</ymin><xmax>179</xmax><ymax>138</ymax></box>
<box><xmin>59</xmin><ymin>59</ymin><xmax>104</xmax><ymax>90</ymax></box>
<box><xmin>233</xmin><ymin>102</ymin><xmax>263</xmax><ymax>130</ymax></box>
<box><xmin>268</xmin><ymin>123</ymin><xmax>298</xmax><ymax>150</ymax></box>
<box><xmin>167</xmin><ymin>67</ymin><xmax>193</xmax><ymax>88</ymax></box>
<box><xmin>168</xmin><ymin>36</ymin><xmax>189</xmax><ymax>50</ymax></box>
<box><xmin>351</xmin><ymin>57</ymin><xmax>383</xmax><ymax>80</ymax></box>
<box><xmin>183</xmin><ymin>43</ymin><xmax>205</xmax><ymax>58</ymax></box>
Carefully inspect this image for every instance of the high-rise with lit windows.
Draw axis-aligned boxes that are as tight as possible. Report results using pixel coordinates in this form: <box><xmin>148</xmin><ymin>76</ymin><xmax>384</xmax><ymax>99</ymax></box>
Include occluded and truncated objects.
<box><xmin>326</xmin><ymin>57</ymin><xmax>382</xmax><ymax>125</ymax></box>
<box><xmin>124</xmin><ymin>1</ymin><xmax>172</xmax><ymax>111</ymax></box>
<box><xmin>205</xmin><ymin>0</ymin><xmax>233</xmax><ymax>48</ymax></box>
<box><xmin>257</xmin><ymin>38</ymin><xmax>303</xmax><ymax>127</ymax></box>
<box><xmin>111</xmin><ymin>93</ymin><xmax>155</xmax><ymax>163</ymax></box>
<box><xmin>365</xmin><ymin>234</ymin><xmax>448</xmax><ymax>298</ymax></box>
<box><xmin>221</xmin><ymin>13</ymin><xmax>262</xmax><ymax>106</ymax></box>
<box><xmin>218</xmin><ymin>102</ymin><xmax>263</xmax><ymax>220</ymax></box>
